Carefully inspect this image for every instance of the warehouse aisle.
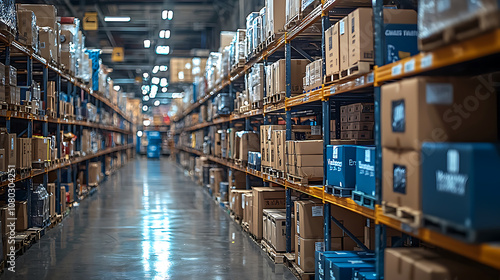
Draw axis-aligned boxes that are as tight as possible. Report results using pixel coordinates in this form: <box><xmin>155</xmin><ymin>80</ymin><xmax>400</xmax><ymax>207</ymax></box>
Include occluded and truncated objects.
<box><xmin>1</xmin><ymin>158</ymin><xmax>296</xmax><ymax>280</ymax></box>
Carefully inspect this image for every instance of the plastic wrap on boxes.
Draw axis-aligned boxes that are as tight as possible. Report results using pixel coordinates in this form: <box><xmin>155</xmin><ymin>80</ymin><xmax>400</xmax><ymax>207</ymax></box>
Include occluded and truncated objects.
<box><xmin>286</xmin><ymin>0</ymin><xmax>301</xmax><ymax>23</ymax></box>
<box><xmin>16</xmin><ymin>9</ymin><xmax>38</xmax><ymax>52</ymax></box>
<box><xmin>0</xmin><ymin>0</ymin><xmax>17</xmax><ymax>33</ymax></box>
<box><xmin>216</xmin><ymin>92</ymin><xmax>233</xmax><ymax>115</ymax></box>
<box><xmin>86</xmin><ymin>49</ymin><xmax>101</xmax><ymax>91</ymax></box>
<box><xmin>418</xmin><ymin>0</ymin><xmax>499</xmax><ymax>43</ymax></box>
<box><xmin>252</xmin><ymin>15</ymin><xmax>262</xmax><ymax>51</ymax></box>
<box><xmin>30</xmin><ymin>184</ymin><xmax>49</xmax><ymax>227</ymax></box>
<box><xmin>39</xmin><ymin>27</ymin><xmax>57</xmax><ymax>63</ymax></box>
<box><xmin>78</xmin><ymin>51</ymin><xmax>91</xmax><ymax>82</ymax></box>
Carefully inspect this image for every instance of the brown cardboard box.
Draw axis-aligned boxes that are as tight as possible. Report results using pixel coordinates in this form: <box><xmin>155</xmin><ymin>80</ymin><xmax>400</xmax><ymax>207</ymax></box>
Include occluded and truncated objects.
<box><xmin>382</xmin><ymin>148</ymin><xmax>421</xmax><ymax>212</ymax></box>
<box><xmin>16</xmin><ymin>9</ymin><xmax>38</xmax><ymax>49</ymax></box>
<box><xmin>214</xmin><ymin>132</ymin><xmax>221</xmax><ymax>157</ymax></box>
<box><xmin>230</xmin><ymin>190</ymin><xmax>252</xmax><ymax>218</ymax></box>
<box><xmin>38</xmin><ymin>27</ymin><xmax>57</xmax><ymax>64</ymax></box>
<box><xmin>294</xmin><ymin>140</ymin><xmax>323</xmax><ymax>155</ymax></box>
<box><xmin>295</xmin><ymin>200</ymin><xmax>324</xmax><ymax>238</ymax></box>
<box><xmin>265</xmin><ymin>0</ymin><xmax>286</xmax><ymax>37</ymax></box>
<box><xmin>350</xmin><ymin>131</ymin><xmax>373</xmax><ymax>140</ymax></box>
<box><xmin>48</xmin><ymin>183</ymin><xmax>56</xmax><ymax>217</ymax></box>
<box><xmin>251</xmin><ymin>187</ymin><xmax>286</xmax><ymax>239</ymax></box>
<box><xmin>0</xmin><ymin>149</ymin><xmax>4</xmax><ymax>172</ymax></box>
<box><xmin>351</xmin><ymin>122</ymin><xmax>374</xmax><ymax>131</ymax></box>
<box><xmin>274</xmin><ymin>130</ymin><xmax>286</xmax><ymax>171</ymax></box>
<box><xmin>210</xmin><ymin>168</ymin><xmax>224</xmax><ymax>195</ymax></box>
<box><xmin>0</xmin><ymin>132</ymin><xmax>16</xmax><ymax>168</ymax></box>
<box><xmin>5</xmin><ymin>66</ymin><xmax>16</xmax><ymax>87</ymax></box>
<box><xmin>295</xmin><ymin>166</ymin><xmax>323</xmax><ymax>178</ymax></box>
<box><xmin>295</xmin><ymin>154</ymin><xmax>323</xmax><ymax>167</ymax></box>
<box><xmin>5</xmin><ymin>86</ymin><xmax>17</xmax><ymax>105</ymax></box>
<box><xmin>32</xmin><ymin>137</ymin><xmax>49</xmax><ymax>162</ymax></box>
<box><xmin>325</xmin><ymin>23</ymin><xmax>340</xmax><ymax>76</ymax></box>
<box><xmin>15</xmin><ymin>201</ymin><xmax>28</xmax><ymax>232</ymax></box>
<box><xmin>348</xmin><ymin>112</ymin><xmax>374</xmax><ymax>122</ymax></box>
<box><xmin>295</xmin><ymin>235</ymin><xmax>343</xmax><ymax>272</ymax></box>
<box><xmin>0</xmin><ymin>62</ymin><xmax>5</xmax><ymax>85</ymax></box>
<box><xmin>60</xmin><ymin>186</ymin><xmax>66</xmax><ymax>213</ymax></box>
<box><xmin>17</xmin><ymin>4</ymin><xmax>57</xmax><ymax>30</ymax></box>
<box><xmin>242</xmin><ymin>192</ymin><xmax>253</xmax><ymax>226</ymax></box>
<box><xmin>274</xmin><ymin>59</ymin><xmax>308</xmax><ymax>95</ymax></box>
<box><xmin>263</xmin><ymin>209</ymin><xmax>283</xmax><ymax>243</ymax></box>
<box><xmin>267</xmin><ymin>210</ymin><xmax>296</xmax><ymax>252</ymax></box>
<box><xmin>349</xmin><ymin>102</ymin><xmax>374</xmax><ymax>113</ymax></box>
<box><xmin>89</xmin><ymin>162</ymin><xmax>100</xmax><ymax>186</ymax></box>
<box><xmin>348</xmin><ymin>8</ymin><xmax>417</xmax><ymax>67</ymax></box>
<box><xmin>381</xmin><ymin>77</ymin><xmax>498</xmax><ymax>150</ymax></box>
<box><xmin>339</xmin><ymin>17</ymin><xmax>350</xmax><ymax>72</ymax></box>
<box><xmin>237</xmin><ymin>131</ymin><xmax>259</xmax><ymax>162</ymax></box>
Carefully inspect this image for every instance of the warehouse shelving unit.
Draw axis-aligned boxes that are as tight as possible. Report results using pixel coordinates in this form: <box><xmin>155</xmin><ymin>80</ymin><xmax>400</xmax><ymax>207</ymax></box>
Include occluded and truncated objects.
<box><xmin>0</xmin><ymin>30</ymin><xmax>135</xmax><ymax>230</ymax></box>
<box><xmin>173</xmin><ymin>0</ymin><xmax>500</xmax><ymax>278</ymax></box>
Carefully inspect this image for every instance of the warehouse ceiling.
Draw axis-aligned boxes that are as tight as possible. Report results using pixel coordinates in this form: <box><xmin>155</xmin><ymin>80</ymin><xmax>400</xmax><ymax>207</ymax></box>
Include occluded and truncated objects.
<box><xmin>21</xmin><ymin>0</ymin><xmax>265</xmax><ymax>97</ymax></box>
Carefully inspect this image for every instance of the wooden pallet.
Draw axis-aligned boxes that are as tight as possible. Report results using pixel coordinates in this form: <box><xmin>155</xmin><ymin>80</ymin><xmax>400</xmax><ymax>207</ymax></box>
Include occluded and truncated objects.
<box><xmin>284</xmin><ymin>253</ymin><xmax>315</xmax><ymax>280</ymax></box>
<box><xmin>0</xmin><ymin>102</ymin><xmax>8</xmax><ymax>110</ymax></box>
<box><xmin>340</xmin><ymin>61</ymin><xmax>373</xmax><ymax>80</ymax></box>
<box><xmin>325</xmin><ymin>185</ymin><xmax>354</xmax><ymax>197</ymax></box>
<box><xmin>262</xmin><ymin>166</ymin><xmax>272</xmax><ymax>176</ymax></box>
<box><xmin>352</xmin><ymin>190</ymin><xmax>376</xmax><ymax>210</ymax></box>
<box><xmin>271</xmin><ymin>93</ymin><xmax>283</xmax><ymax>104</ymax></box>
<box><xmin>239</xmin><ymin>105</ymin><xmax>250</xmax><ymax>113</ymax></box>
<box><xmin>324</xmin><ymin>73</ymin><xmax>340</xmax><ymax>85</ymax></box>
<box><xmin>382</xmin><ymin>201</ymin><xmax>422</xmax><ymax>228</ymax></box>
<box><xmin>16</xmin><ymin>167</ymin><xmax>31</xmax><ymax>177</ymax></box>
<box><xmin>32</xmin><ymin>160</ymin><xmax>50</xmax><ymax>170</ymax></box>
<box><xmin>251</xmin><ymin>100</ymin><xmax>263</xmax><ymax>110</ymax></box>
<box><xmin>422</xmin><ymin>214</ymin><xmax>494</xmax><ymax>243</ymax></box>
<box><xmin>419</xmin><ymin>10</ymin><xmax>500</xmax><ymax>51</ymax></box>
<box><xmin>287</xmin><ymin>174</ymin><xmax>322</xmax><ymax>186</ymax></box>
<box><xmin>261</xmin><ymin>239</ymin><xmax>285</xmax><ymax>264</ymax></box>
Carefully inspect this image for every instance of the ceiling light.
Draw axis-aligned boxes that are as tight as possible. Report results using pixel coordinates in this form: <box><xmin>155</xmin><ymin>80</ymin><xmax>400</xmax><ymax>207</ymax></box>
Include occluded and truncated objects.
<box><xmin>162</xmin><ymin>87</ymin><xmax>168</xmax><ymax>93</ymax></box>
<box><xmin>151</xmin><ymin>85</ymin><xmax>158</xmax><ymax>94</ymax></box>
<box><xmin>149</xmin><ymin>92</ymin><xmax>156</xmax><ymax>98</ymax></box>
<box><xmin>154</xmin><ymin>100</ymin><xmax>160</xmax><ymax>106</ymax></box>
<box><xmin>159</xmin><ymin>30</ymin><xmax>165</xmax><ymax>38</ymax></box>
<box><xmin>178</xmin><ymin>71</ymin><xmax>184</xmax><ymax>80</ymax></box>
<box><xmin>156</xmin><ymin>45</ymin><xmax>170</xmax><ymax>55</ymax></box>
<box><xmin>167</xmin><ymin>11</ymin><xmax>173</xmax><ymax>20</ymax></box>
<box><xmin>159</xmin><ymin>65</ymin><xmax>168</xmax><ymax>71</ymax></box>
<box><xmin>185</xmin><ymin>63</ymin><xmax>191</xmax><ymax>69</ymax></box>
<box><xmin>143</xmin><ymin>95</ymin><xmax>149</xmax><ymax>101</ymax></box>
<box><xmin>164</xmin><ymin>30</ymin><xmax>171</xmax><ymax>39</ymax></box>
<box><xmin>152</xmin><ymin>66</ymin><xmax>159</xmax><ymax>74</ymax></box>
<box><xmin>142</xmin><ymin>89</ymin><xmax>148</xmax><ymax>95</ymax></box>
<box><xmin>104</xmin><ymin>16</ymin><xmax>131</xmax><ymax>22</ymax></box>
<box><xmin>137</xmin><ymin>131</ymin><xmax>143</xmax><ymax>137</ymax></box>
<box><xmin>160</xmin><ymin>78</ymin><xmax>168</xmax><ymax>87</ymax></box>
<box><xmin>172</xmin><ymin>93</ymin><xmax>183</xmax><ymax>98</ymax></box>
<box><xmin>143</xmin><ymin>72</ymin><xmax>149</xmax><ymax>78</ymax></box>
<box><xmin>142</xmin><ymin>105</ymin><xmax>149</xmax><ymax>112</ymax></box>
<box><xmin>113</xmin><ymin>85</ymin><xmax>120</xmax><ymax>91</ymax></box>
<box><xmin>143</xmin><ymin>119</ymin><xmax>151</xmax><ymax>126</ymax></box>
<box><xmin>143</xmin><ymin>39</ymin><xmax>151</xmax><ymax>48</ymax></box>
<box><xmin>162</xmin><ymin>10</ymin><xmax>168</xmax><ymax>20</ymax></box>
<box><xmin>151</xmin><ymin>77</ymin><xmax>160</xmax><ymax>85</ymax></box>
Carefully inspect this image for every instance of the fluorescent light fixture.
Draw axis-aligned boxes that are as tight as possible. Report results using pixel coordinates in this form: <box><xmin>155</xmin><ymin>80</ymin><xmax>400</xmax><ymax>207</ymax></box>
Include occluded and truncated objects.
<box><xmin>159</xmin><ymin>30</ymin><xmax>171</xmax><ymax>39</ymax></box>
<box><xmin>143</xmin><ymin>95</ymin><xmax>149</xmax><ymax>101</ymax></box>
<box><xmin>142</xmin><ymin>105</ymin><xmax>149</xmax><ymax>112</ymax></box>
<box><xmin>172</xmin><ymin>92</ymin><xmax>183</xmax><ymax>98</ymax></box>
<box><xmin>162</xmin><ymin>87</ymin><xmax>168</xmax><ymax>93</ymax></box>
<box><xmin>137</xmin><ymin>131</ymin><xmax>143</xmax><ymax>137</ymax></box>
<box><xmin>143</xmin><ymin>39</ymin><xmax>151</xmax><ymax>48</ymax></box>
<box><xmin>185</xmin><ymin>63</ymin><xmax>191</xmax><ymax>70</ymax></box>
<box><xmin>155</xmin><ymin>45</ymin><xmax>170</xmax><ymax>55</ymax></box>
<box><xmin>104</xmin><ymin>16</ymin><xmax>131</xmax><ymax>22</ymax></box>
<box><xmin>143</xmin><ymin>72</ymin><xmax>149</xmax><ymax>78</ymax></box>
<box><xmin>143</xmin><ymin>119</ymin><xmax>151</xmax><ymax>126</ymax></box>
<box><xmin>152</xmin><ymin>65</ymin><xmax>159</xmax><ymax>74</ymax></box>
<box><xmin>160</xmin><ymin>78</ymin><xmax>168</xmax><ymax>87</ymax></box>
<box><xmin>159</xmin><ymin>30</ymin><xmax>165</xmax><ymax>38</ymax></box>
<box><xmin>178</xmin><ymin>71</ymin><xmax>184</xmax><ymax>80</ymax></box>
<box><xmin>192</xmin><ymin>57</ymin><xmax>201</xmax><ymax>66</ymax></box>
<box><xmin>151</xmin><ymin>85</ymin><xmax>159</xmax><ymax>94</ymax></box>
<box><xmin>142</xmin><ymin>89</ymin><xmax>148</xmax><ymax>95</ymax></box>
<box><xmin>164</xmin><ymin>30</ymin><xmax>171</xmax><ymax>38</ymax></box>
<box><xmin>167</xmin><ymin>10</ymin><xmax>173</xmax><ymax>20</ymax></box>
<box><xmin>162</xmin><ymin>10</ymin><xmax>168</xmax><ymax>20</ymax></box>
<box><xmin>149</xmin><ymin>92</ymin><xmax>156</xmax><ymax>98</ymax></box>
<box><xmin>154</xmin><ymin>100</ymin><xmax>160</xmax><ymax>106</ymax></box>
<box><xmin>151</xmin><ymin>77</ymin><xmax>160</xmax><ymax>85</ymax></box>
<box><xmin>113</xmin><ymin>85</ymin><xmax>120</xmax><ymax>91</ymax></box>
<box><xmin>159</xmin><ymin>65</ymin><xmax>168</xmax><ymax>71</ymax></box>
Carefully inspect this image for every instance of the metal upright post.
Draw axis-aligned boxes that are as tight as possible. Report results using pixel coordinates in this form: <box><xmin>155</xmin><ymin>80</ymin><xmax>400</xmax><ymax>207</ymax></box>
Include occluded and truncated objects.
<box><xmin>285</xmin><ymin>40</ymin><xmax>293</xmax><ymax>253</ymax></box>
<box><xmin>245</xmin><ymin>117</ymin><xmax>251</xmax><ymax>190</ymax></box>
<box><xmin>56</xmin><ymin>75</ymin><xmax>62</xmax><ymax>214</ymax></box>
<box><xmin>373</xmin><ymin>1</ymin><xmax>386</xmax><ymax>279</ymax></box>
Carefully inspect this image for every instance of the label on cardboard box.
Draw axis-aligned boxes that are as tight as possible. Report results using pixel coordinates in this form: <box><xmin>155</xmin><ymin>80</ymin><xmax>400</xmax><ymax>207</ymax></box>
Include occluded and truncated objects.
<box><xmin>391</xmin><ymin>99</ymin><xmax>405</xmax><ymax>133</ymax></box>
<box><xmin>340</xmin><ymin>20</ymin><xmax>345</xmax><ymax>35</ymax></box>
<box><xmin>393</xmin><ymin>164</ymin><xmax>407</xmax><ymax>194</ymax></box>
<box><xmin>311</xmin><ymin>206</ymin><xmax>323</xmax><ymax>217</ymax></box>
<box><xmin>315</xmin><ymin>241</ymin><xmax>324</xmax><ymax>252</ymax></box>
<box><xmin>426</xmin><ymin>83</ymin><xmax>453</xmax><ymax>105</ymax></box>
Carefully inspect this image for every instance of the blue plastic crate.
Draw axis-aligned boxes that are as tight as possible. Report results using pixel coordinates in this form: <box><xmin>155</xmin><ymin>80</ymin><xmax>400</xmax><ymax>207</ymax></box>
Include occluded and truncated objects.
<box><xmin>326</xmin><ymin>145</ymin><xmax>357</xmax><ymax>189</ymax></box>
<box><xmin>355</xmin><ymin>146</ymin><xmax>376</xmax><ymax>197</ymax></box>
<box><xmin>326</xmin><ymin>259</ymin><xmax>375</xmax><ymax>280</ymax></box>
<box><xmin>422</xmin><ymin>142</ymin><xmax>500</xmax><ymax>243</ymax></box>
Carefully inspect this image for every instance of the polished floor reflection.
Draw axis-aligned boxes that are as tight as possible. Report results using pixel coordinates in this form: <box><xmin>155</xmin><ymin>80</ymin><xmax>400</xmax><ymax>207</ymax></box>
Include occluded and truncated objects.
<box><xmin>1</xmin><ymin>158</ymin><xmax>296</xmax><ymax>280</ymax></box>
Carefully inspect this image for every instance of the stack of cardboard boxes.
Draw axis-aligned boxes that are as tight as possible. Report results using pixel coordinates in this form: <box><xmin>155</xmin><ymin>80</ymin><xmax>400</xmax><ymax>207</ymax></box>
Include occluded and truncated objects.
<box><xmin>286</xmin><ymin>140</ymin><xmax>323</xmax><ymax>180</ymax></box>
<box><xmin>381</xmin><ymin>77</ymin><xmax>497</xmax><ymax>227</ymax></box>
<box><xmin>303</xmin><ymin>59</ymin><xmax>323</xmax><ymax>92</ymax></box>
<box><xmin>229</xmin><ymin>189</ymin><xmax>252</xmax><ymax>220</ymax></box>
<box><xmin>234</xmin><ymin>131</ymin><xmax>259</xmax><ymax>166</ymax></box>
<box><xmin>16</xmin><ymin>9</ymin><xmax>38</xmax><ymax>52</ymax></box>
<box><xmin>324</xmin><ymin>8</ymin><xmax>418</xmax><ymax>81</ymax></box>
<box><xmin>251</xmin><ymin>187</ymin><xmax>286</xmax><ymax>240</ymax></box>
<box><xmin>5</xmin><ymin>64</ymin><xmax>20</xmax><ymax>106</ymax></box>
<box><xmin>266</xmin><ymin>59</ymin><xmax>308</xmax><ymax>103</ymax></box>
<box><xmin>340</xmin><ymin>103</ymin><xmax>374</xmax><ymax>140</ymax></box>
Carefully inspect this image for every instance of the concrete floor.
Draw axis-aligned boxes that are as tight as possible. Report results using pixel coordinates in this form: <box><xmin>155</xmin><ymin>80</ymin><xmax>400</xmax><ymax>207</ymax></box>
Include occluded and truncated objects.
<box><xmin>1</xmin><ymin>158</ymin><xmax>296</xmax><ymax>280</ymax></box>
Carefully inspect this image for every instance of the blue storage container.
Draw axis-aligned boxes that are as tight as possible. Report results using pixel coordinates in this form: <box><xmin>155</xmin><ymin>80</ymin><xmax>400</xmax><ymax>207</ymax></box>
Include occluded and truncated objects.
<box><xmin>326</xmin><ymin>145</ymin><xmax>357</xmax><ymax>188</ymax></box>
<box><xmin>383</xmin><ymin>24</ymin><xmax>419</xmax><ymax>64</ymax></box>
<box><xmin>355</xmin><ymin>146</ymin><xmax>376</xmax><ymax>197</ymax></box>
<box><xmin>422</xmin><ymin>142</ymin><xmax>500</xmax><ymax>243</ymax></box>
<box><xmin>146</xmin><ymin>131</ymin><xmax>161</xmax><ymax>159</ymax></box>
<box><xmin>316</xmin><ymin>251</ymin><xmax>365</xmax><ymax>280</ymax></box>
<box><xmin>326</xmin><ymin>259</ymin><xmax>375</xmax><ymax>280</ymax></box>
<box><xmin>354</xmin><ymin>271</ymin><xmax>377</xmax><ymax>280</ymax></box>
<box><xmin>86</xmin><ymin>49</ymin><xmax>101</xmax><ymax>91</ymax></box>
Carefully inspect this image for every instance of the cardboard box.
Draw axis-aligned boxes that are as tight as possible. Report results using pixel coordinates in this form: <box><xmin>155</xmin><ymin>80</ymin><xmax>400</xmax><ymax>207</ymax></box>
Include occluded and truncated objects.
<box><xmin>348</xmin><ymin>112</ymin><xmax>374</xmax><ymax>122</ymax></box>
<box><xmin>295</xmin><ymin>200</ymin><xmax>324</xmax><ymax>238</ymax></box>
<box><xmin>274</xmin><ymin>130</ymin><xmax>286</xmax><ymax>171</ymax></box>
<box><xmin>242</xmin><ymin>192</ymin><xmax>253</xmax><ymax>226</ymax></box>
<box><xmin>268</xmin><ymin>210</ymin><xmax>296</xmax><ymax>252</ymax></box>
<box><xmin>16</xmin><ymin>9</ymin><xmax>38</xmax><ymax>49</ymax></box>
<box><xmin>32</xmin><ymin>137</ymin><xmax>49</xmax><ymax>162</ymax></box>
<box><xmin>356</xmin><ymin>146</ymin><xmax>376</xmax><ymax>197</ymax></box>
<box><xmin>351</xmin><ymin>122</ymin><xmax>374</xmax><ymax>131</ymax></box>
<box><xmin>0</xmin><ymin>132</ymin><xmax>16</xmax><ymax>168</ymax></box>
<box><xmin>294</xmin><ymin>140</ymin><xmax>323</xmax><ymax>155</ymax></box>
<box><xmin>295</xmin><ymin>154</ymin><xmax>323</xmax><ymax>167</ymax></box>
<box><xmin>89</xmin><ymin>162</ymin><xmax>100</xmax><ymax>186</ymax></box>
<box><xmin>17</xmin><ymin>4</ymin><xmax>57</xmax><ymax>30</ymax></box>
<box><xmin>252</xmin><ymin>187</ymin><xmax>286</xmax><ymax>239</ymax></box>
<box><xmin>38</xmin><ymin>27</ymin><xmax>57</xmax><ymax>63</ymax></box>
<box><xmin>236</xmin><ymin>131</ymin><xmax>259</xmax><ymax>162</ymax></box>
<box><xmin>295</xmin><ymin>166</ymin><xmax>323</xmax><ymax>178</ymax></box>
<box><xmin>349</xmin><ymin>102</ymin><xmax>374</xmax><ymax>113</ymax></box>
<box><xmin>5</xmin><ymin>66</ymin><xmax>16</xmax><ymax>87</ymax></box>
<box><xmin>339</xmin><ymin>17</ymin><xmax>349</xmax><ymax>72</ymax></box>
<box><xmin>274</xmin><ymin>59</ymin><xmax>308</xmax><ymax>95</ymax></box>
<box><xmin>15</xmin><ymin>201</ymin><xmax>28</xmax><ymax>232</ymax></box>
<box><xmin>229</xmin><ymin>190</ymin><xmax>252</xmax><ymax>219</ymax></box>
<box><xmin>265</xmin><ymin>0</ymin><xmax>286</xmax><ymax>37</ymax></box>
<box><xmin>381</xmin><ymin>77</ymin><xmax>498</xmax><ymax>150</ymax></box>
<box><xmin>325</xmin><ymin>23</ymin><xmax>340</xmax><ymax>76</ymax></box>
<box><xmin>382</xmin><ymin>148</ymin><xmax>421</xmax><ymax>212</ymax></box>
<box><xmin>60</xmin><ymin>186</ymin><xmax>66</xmax><ymax>213</ymax></box>
<box><xmin>295</xmin><ymin>235</ymin><xmax>345</xmax><ymax>272</ymax></box>
<box><xmin>48</xmin><ymin>183</ymin><xmax>56</xmax><ymax>217</ymax></box>
<box><xmin>210</xmin><ymin>168</ymin><xmax>224</xmax><ymax>195</ymax></box>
